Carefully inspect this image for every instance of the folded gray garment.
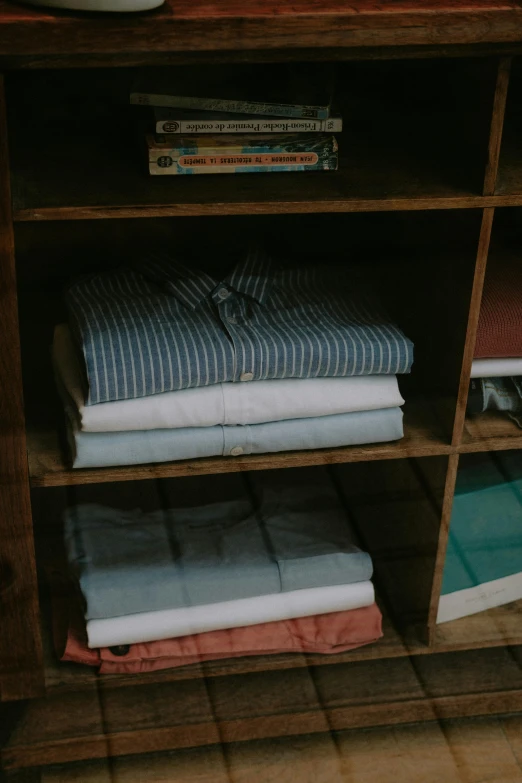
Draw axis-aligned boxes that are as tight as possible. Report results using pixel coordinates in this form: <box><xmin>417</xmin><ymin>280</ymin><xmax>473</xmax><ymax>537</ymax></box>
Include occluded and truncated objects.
<box><xmin>65</xmin><ymin>483</ymin><xmax>373</xmax><ymax>620</ymax></box>
<box><xmin>467</xmin><ymin>377</ymin><xmax>522</xmax><ymax>428</ymax></box>
<box><xmin>67</xmin><ymin>407</ymin><xmax>404</xmax><ymax>469</ymax></box>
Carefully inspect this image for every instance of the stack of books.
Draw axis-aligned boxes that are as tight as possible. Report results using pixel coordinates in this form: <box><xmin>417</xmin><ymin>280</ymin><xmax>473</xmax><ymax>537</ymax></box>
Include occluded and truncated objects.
<box><xmin>130</xmin><ymin>67</ymin><xmax>341</xmax><ymax>176</ymax></box>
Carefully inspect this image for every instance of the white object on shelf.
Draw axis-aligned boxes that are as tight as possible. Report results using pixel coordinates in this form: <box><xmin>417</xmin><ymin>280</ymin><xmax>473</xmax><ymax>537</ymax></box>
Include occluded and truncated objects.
<box><xmin>23</xmin><ymin>0</ymin><xmax>164</xmax><ymax>12</ymax></box>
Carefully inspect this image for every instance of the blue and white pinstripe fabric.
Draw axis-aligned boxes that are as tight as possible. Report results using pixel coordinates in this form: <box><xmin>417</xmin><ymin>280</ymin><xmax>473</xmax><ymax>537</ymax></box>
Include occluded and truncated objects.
<box><xmin>66</xmin><ymin>249</ymin><xmax>413</xmax><ymax>406</ymax></box>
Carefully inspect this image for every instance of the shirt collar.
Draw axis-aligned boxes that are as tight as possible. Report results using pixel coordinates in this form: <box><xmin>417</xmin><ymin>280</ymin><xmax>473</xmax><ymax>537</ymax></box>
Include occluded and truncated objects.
<box><xmin>224</xmin><ymin>246</ymin><xmax>273</xmax><ymax>306</ymax></box>
<box><xmin>140</xmin><ymin>247</ymin><xmax>273</xmax><ymax>310</ymax></box>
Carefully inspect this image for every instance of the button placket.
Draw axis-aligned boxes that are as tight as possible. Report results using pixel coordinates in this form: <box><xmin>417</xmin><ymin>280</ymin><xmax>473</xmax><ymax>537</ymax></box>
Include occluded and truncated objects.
<box><xmin>215</xmin><ymin>289</ymin><xmax>254</xmax><ymax>383</ymax></box>
<box><xmin>217</xmin><ymin>293</ymin><xmax>240</xmax><ymax>380</ymax></box>
<box><xmin>223</xmin><ymin>425</ymin><xmax>248</xmax><ymax>457</ymax></box>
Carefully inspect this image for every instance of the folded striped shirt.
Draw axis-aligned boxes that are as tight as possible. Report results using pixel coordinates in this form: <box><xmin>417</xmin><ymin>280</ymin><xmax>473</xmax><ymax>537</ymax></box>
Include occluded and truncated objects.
<box><xmin>53</xmin><ymin>324</ymin><xmax>405</xmax><ymax>432</ymax></box>
<box><xmin>66</xmin><ymin>247</ymin><xmax>413</xmax><ymax>405</ymax></box>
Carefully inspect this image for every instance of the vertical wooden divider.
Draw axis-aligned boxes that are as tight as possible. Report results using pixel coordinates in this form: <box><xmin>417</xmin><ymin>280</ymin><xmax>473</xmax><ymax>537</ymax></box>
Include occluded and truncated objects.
<box><xmin>0</xmin><ymin>74</ymin><xmax>44</xmax><ymax>700</ymax></box>
<box><xmin>426</xmin><ymin>452</ymin><xmax>460</xmax><ymax>642</ymax></box>
<box><xmin>483</xmin><ymin>57</ymin><xmax>512</xmax><ymax>196</ymax></box>
<box><xmin>451</xmin><ymin>207</ymin><xmax>495</xmax><ymax>447</ymax></box>
<box><xmin>424</xmin><ymin>58</ymin><xmax>511</xmax><ymax>640</ymax></box>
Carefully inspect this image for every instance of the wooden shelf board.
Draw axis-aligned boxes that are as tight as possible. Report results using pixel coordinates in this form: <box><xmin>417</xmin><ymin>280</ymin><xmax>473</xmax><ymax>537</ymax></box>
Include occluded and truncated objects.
<box><xmin>10</xmin><ymin>166</ymin><xmax>488</xmax><ymax>222</ymax></box>
<box><xmin>1</xmin><ymin>1</ymin><xmax>522</xmax><ymax>63</ymax></box>
<box><xmin>27</xmin><ymin>405</ymin><xmax>452</xmax><ymax>488</ymax></box>
<box><xmin>5</xmin><ymin>645</ymin><xmax>522</xmax><ymax>770</ymax></box>
<box><xmin>433</xmin><ymin>600</ymin><xmax>522</xmax><ymax>653</ymax></box>
<box><xmin>10</xmin><ymin>196</ymin><xmax>492</xmax><ymax>222</ymax></box>
<box><xmin>14</xmin><ymin>195</ymin><xmax>522</xmax><ymax>222</ymax></box>
<box><xmin>460</xmin><ymin>411</ymin><xmax>522</xmax><ymax>453</ymax></box>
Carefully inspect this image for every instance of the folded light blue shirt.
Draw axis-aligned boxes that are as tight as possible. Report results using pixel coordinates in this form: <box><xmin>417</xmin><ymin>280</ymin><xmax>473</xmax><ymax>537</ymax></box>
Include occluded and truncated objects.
<box><xmin>65</xmin><ymin>484</ymin><xmax>373</xmax><ymax>620</ymax></box>
<box><xmin>67</xmin><ymin>407</ymin><xmax>404</xmax><ymax>469</ymax></box>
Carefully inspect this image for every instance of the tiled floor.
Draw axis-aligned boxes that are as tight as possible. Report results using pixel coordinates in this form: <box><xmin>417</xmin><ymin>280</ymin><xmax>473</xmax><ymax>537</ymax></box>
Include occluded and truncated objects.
<box><xmin>43</xmin><ymin>716</ymin><xmax>522</xmax><ymax>783</ymax></box>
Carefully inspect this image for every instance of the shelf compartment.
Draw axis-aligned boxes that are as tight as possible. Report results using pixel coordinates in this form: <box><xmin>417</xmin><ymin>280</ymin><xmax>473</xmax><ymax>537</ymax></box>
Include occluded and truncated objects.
<box><xmin>17</xmin><ymin>209</ymin><xmax>483</xmax><ymax>486</ymax></box>
<box><xmin>31</xmin><ymin>464</ymin><xmax>430</xmax><ymax>693</ymax></box>
<box><xmin>6</xmin><ymin>59</ymin><xmax>495</xmax><ymax>220</ymax></box>
<box><xmin>5</xmin><ymin>646</ymin><xmax>522</xmax><ymax>770</ymax></box>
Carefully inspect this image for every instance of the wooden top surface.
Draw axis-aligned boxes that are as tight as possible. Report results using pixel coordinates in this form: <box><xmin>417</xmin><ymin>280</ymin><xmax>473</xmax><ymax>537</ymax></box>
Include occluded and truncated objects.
<box><xmin>2</xmin><ymin>0</ymin><xmax>522</xmax><ymax>61</ymax></box>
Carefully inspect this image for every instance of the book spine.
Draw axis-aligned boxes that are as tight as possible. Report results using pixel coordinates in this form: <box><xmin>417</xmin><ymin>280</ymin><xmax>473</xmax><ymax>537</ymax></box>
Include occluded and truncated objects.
<box><xmin>149</xmin><ymin>149</ymin><xmax>338</xmax><ymax>175</ymax></box>
<box><xmin>132</xmin><ymin>93</ymin><xmax>330</xmax><ymax>120</ymax></box>
<box><xmin>155</xmin><ymin>117</ymin><xmax>343</xmax><ymax>134</ymax></box>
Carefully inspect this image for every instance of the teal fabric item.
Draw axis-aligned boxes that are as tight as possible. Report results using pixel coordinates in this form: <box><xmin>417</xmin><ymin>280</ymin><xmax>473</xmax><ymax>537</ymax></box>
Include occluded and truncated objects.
<box><xmin>441</xmin><ymin>452</ymin><xmax>522</xmax><ymax>596</ymax></box>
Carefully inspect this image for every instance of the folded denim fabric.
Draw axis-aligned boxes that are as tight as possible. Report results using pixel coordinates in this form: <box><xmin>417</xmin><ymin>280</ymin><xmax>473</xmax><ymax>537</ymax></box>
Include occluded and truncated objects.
<box><xmin>86</xmin><ymin>581</ymin><xmax>376</xmax><ymax>647</ymax></box>
<box><xmin>66</xmin><ymin>406</ymin><xmax>404</xmax><ymax>469</ymax></box>
<box><xmin>66</xmin><ymin>250</ymin><xmax>413</xmax><ymax>405</ymax></box>
<box><xmin>54</xmin><ymin>589</ymin><xmax>383</xmax><ymax>674</ymax></box>
<box><xmin>65</xmin><ymin>483</ymin><xmax>372</xmax><ymax>620</ymax></box>
<box><xmin>467</xmin><ymin>377</ymin><xmax>522</xmax><ymax>428</ymax></box>
<box><xmin>53</xmin><ymin>324</ymin><xmax>404</xmax><ymax>432</ymax></box>
<box><xmin>471</xmin><ymin>358</ymin><xmax>522</xmax><ymax>379</ymax></box>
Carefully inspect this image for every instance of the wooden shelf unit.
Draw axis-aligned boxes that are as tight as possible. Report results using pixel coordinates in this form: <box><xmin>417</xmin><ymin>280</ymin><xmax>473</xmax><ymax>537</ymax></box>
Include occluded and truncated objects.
<box><xmin>3</xmin><ymin>9</ymin><xmax>522</xmax><ymax>779</ymax></box>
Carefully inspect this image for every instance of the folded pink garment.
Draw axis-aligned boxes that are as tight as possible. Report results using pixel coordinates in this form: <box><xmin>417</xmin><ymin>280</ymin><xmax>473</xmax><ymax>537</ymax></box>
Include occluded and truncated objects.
<box><xmin>475</xmin><ymin>257</ymin><xmax>522</xmax><ymax>358</ymax></box>
<box><xmin>53</xmin><ymin>591</ymin><xmax>383</xmax><ymax>675</ymax></box>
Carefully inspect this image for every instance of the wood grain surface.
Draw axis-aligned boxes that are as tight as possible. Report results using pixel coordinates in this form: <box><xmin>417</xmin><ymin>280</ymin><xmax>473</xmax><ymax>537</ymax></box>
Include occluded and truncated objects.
<box><xmin>5</xmin><ymin>646</ymin><xmax>522</xmax><ymax>769</ymax></box>
<box><xmin>452</xmin><ymin>209</ymin><xmax>496</xmax><ymax>446</ymax></box>
<box><xmin>34</xmin><ymin>716</ymin><xmax>522</xmax><ymax>783</ymax></box>
<box><xmin>1</xmin><ymin>0</ymin><xmax>522</xmax><ymax>62</ymax></box>
<box><xmin>483</xmin><ymin>57</ymin><xmax>512</xmax><ymax>194</ymax></box>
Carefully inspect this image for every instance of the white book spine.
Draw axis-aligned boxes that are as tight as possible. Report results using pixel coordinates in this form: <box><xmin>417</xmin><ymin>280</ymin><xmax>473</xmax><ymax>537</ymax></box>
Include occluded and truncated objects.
<box><xmin>154</xmin><ymin>117</ymin><xmax>343</xmax><ymax>134</ymax></box>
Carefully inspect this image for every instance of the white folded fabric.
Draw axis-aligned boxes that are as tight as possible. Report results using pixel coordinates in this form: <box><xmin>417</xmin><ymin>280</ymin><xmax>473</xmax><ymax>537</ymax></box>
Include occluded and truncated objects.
<box><xmin>471</xmin><ymin>358</ymin><xmax>522</xmax><ymax>379</ymax></box>
<box><xmin>86</xmin><ymin>581</ymin><xmax>375</xmax><ymax>648</ymax></box>
<box><xmin>53</xmin><ymin>324</ymin><xmax>404</xmax><ymax>432</ymax></box>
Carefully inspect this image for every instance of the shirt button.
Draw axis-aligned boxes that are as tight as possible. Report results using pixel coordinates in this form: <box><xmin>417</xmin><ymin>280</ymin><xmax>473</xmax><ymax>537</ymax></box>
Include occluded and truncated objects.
<box><xmin>230</xmin><ymin>446</ymin><xmax>244</xmax><ymax>456</ymax></box>
<box><xmin>109</xmin><ymin>645</ymin><xmax>130</xmax><ymax>656</ymax></box>
<box><xmin>217</xmin><ymin>287</ymin><xmax>230</xmax><ymax>300</ymax></box>
<box><xmin>227</xmin><ymin>316</ymin><xmax>238</xmax><ymax>325</ymax></box>
<box><xmin>240</xmin><ymin>372</ymin><xmax>254</xmax><ymax>382</ymax></box>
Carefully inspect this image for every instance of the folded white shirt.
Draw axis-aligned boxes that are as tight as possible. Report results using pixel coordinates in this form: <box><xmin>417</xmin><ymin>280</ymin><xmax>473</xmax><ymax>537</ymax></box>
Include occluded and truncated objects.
<box><xmin>54</xmin><ymin>324</ymin><xmax>404</xmax><ymax>432</ymax></box>
<box><xmin>471</xmin><ymin>358</ymin><xmax>522</xmax><ymax>379</ymax></box>
<box><xmin>86</xmin><ymin>581</ymin><xmax>375</xmax><ymax>648</ymax></box>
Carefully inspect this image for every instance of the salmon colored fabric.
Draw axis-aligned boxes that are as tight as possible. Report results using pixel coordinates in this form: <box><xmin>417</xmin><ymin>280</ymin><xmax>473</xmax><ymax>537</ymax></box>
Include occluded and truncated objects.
<box><xmin>475</xmin><ymin>257</ymin><xmax>522</xmax><ymax>359</ymax></box>
<box><xmin>53</xmin><ymin>589</ymin><xmax>383</xmax><ymax>675</ymax></box>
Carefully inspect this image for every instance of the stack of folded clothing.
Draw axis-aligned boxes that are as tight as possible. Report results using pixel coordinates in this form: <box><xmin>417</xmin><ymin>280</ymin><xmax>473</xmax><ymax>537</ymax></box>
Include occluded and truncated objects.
<box><xmin>55</xmin><ymin>248</ymin><xmax>414</xmax><ymax>469</ymax></box>
<box><xmin>469</xmin><ymin>255</ymin><xmax>522</xmax><ymax>426</ymax></box>
<box><xmin>54</xmin><ymin>478</ymin><xmax>382</xmax><ymax>673</ymax></box>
